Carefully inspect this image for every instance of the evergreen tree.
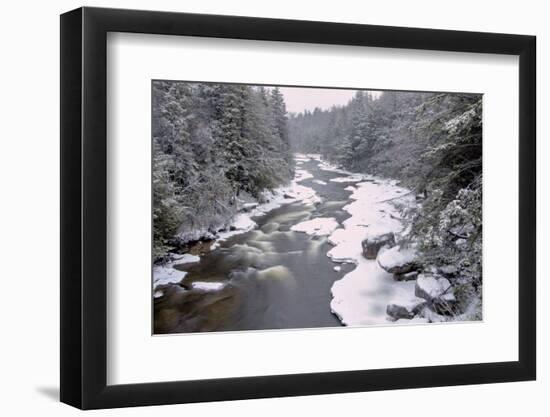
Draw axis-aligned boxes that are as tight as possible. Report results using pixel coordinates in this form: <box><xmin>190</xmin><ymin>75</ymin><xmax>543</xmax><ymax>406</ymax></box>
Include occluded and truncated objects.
<box><xmin>152</xmin><ymin>81</ymin><xmax>294</xmax><ymax>260</ymax></box>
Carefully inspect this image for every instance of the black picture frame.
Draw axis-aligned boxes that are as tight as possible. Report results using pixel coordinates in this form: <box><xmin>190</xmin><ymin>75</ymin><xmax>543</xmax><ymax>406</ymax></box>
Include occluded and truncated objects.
<box><xmin>60</xmin><ymin>6</ymin><xmax>536</xmax><ymax>410</ymax></box>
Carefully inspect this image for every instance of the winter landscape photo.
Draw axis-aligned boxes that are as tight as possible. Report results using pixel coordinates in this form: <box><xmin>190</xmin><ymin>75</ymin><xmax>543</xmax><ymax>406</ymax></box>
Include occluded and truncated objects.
<box><xmin>152</xmin><ymin>81</ymin><xmax>482</xmax><ymax>334</ymax></box>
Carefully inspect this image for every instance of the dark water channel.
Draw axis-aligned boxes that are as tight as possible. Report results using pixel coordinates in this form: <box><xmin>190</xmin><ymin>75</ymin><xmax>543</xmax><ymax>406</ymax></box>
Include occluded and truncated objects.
<box><xmin>154</xmin><ymin>158</ymin><xmax>361</xmax><ymax>334</ymax></box>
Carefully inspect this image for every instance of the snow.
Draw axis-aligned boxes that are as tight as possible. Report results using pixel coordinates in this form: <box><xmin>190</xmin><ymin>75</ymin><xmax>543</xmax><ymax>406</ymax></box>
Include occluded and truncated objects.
<box><xmin>171</xmin><ymin>253</ymin><xmax>200</xmax><ymax>265</ymax></box>
<box><xmin>330</xmin><ymin>174</ymin><xmax>370</xmax><ymax>183</ymax></box>
<box><xmin>192</xmin><ymin>281</ymin><xmax>226</xmax><ymax>291</ymax></box>
<box><xmin>153</xmin><ymin>254</ymin><xmax>200</xmax><ymax>290</ymax></box>
<box><xmin>295</xmin><ymin>168</ymin><xmax>314</xmax><ymax>182</ymax></box>
<box><xmin>176</xmin><ymin>154</ymin><xmax>321</xmax><ymax>247</ymax></box>
<box><xmin>327</xmin><ymin>226</ymin><xmax>368</xmax><ymax>263</ymax></box>
<box><xmin>291</xmin><ymin>217</ymin><xmax>339</xmax><ymax>237</ymax></box>
<box><xmin>176</xmin><ymin>228</ymin><xmax>217</xmax><ymax>244</ymax></box>
<box><xmin>153</xmin><ymin>267</ymin><xmax>225</xmax><ymax>293</ymax></box>
<box><xmin>212</xmin><ymin>214</ymin><xmax>258</xmax><ymax>249</ymax></box>
<box><xmin>153</xmin><ymin>264</ymin><xmax>187</xmax><ymax>288</ymax></box>
<box><xmin>377</xmin><ymin>245</ymin><xmax>417</xmax><ymax>272</ymax></box>
<box><xmin>330</xmin><ymin>260</ymin><xmax>420</xmax><ymax>325</ymax></box>
<box><xmin>284</xmin><ymin>182</ymin><xmax>321</xmax><ymax>206</ymax></box>
<box><xmin>328</xmin><ymin>174</ymin><xmax>420</xmax><ymax>325</ymax></box>
<box><xmin>312</xmin><ymin>179</ymin><xmax>327</xmax><ymax>185</ymax></box>
<box><xmin>317</xmin><ymin>160</ymin><xmax>350</xmax><ymax>175</ymax></box>
<box><xmin>333</xmin><ymin>266</ymin><xmax>341</xmax><ymax>272</ymax></box>
<box><xmin>415</xmin><ymin>275</ymin><xmax>454</xmax><ymax>301</ymax></box>
<box><xmin>395</xmin><ymin>317</ymin><xmax>430</xmax><ymax>324</ymax></box>
<box><xmin>294</xmin><ymin>153</ymin><xmax>321</xmax><ymax>162</ymax></box>
<box><xmin>211</xmin><ymin>170</ymin><xmax>321</xmax><ymax>249</ymax></box>
<box><xmin>306</xmin><ymin>153</ymin><xmax>322</xmax><ymax>161</ymax></box>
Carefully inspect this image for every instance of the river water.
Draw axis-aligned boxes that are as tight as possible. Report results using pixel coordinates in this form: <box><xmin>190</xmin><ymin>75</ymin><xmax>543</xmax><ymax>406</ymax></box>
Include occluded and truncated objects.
<box><xmin>154</xmin><ymin>156</ymin><xmax>374</xmax><ymax>334</ymax></box>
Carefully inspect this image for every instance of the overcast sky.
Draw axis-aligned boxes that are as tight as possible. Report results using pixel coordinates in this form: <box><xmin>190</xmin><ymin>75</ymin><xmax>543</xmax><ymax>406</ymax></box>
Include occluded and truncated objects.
<box><xmin>277</xmin><ymin>87</ymin><xmax>354</xmax><ymax>114</ymax></box>
<box><xmin>276</xmin><ymin>87</ymin><xmax>382</xmax><ymax>114</ymax></box>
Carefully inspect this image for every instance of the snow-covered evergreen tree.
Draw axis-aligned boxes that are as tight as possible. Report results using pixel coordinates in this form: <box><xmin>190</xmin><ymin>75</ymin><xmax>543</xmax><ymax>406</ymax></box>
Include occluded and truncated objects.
<box><xmin>152</xmin><ymin>81</ymin><xmax>294</xmax><ymax>260</ymax></box>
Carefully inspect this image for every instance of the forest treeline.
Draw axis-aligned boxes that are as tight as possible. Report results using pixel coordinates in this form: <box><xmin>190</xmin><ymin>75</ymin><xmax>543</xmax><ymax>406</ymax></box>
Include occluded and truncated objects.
<box><xmin>152</xmin><ymin>81</ymin><xmax>294</xmax><ymax>259</ymax></box>
<box><xmin>289</xmin><ymin>90</ymin><xmax>483</xmax><ymax>309</ymax></box>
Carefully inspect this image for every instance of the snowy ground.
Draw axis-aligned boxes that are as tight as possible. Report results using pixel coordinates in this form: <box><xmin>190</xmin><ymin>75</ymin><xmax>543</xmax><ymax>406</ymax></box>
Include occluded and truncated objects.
<box><xmin>153</xmin><ymin>253</ymin><xmax>201</xmax><ymax>295</ymax></box>
<box><xmin>321</xmin><ymin>160</ymin><xmax>420</xmax><ymax>326</ymax></box>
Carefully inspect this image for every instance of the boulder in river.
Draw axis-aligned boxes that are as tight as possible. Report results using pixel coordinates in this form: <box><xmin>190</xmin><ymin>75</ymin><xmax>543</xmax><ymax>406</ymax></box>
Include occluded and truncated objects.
<box><xmin>362</xmin><ymin>232</ymin><xmax>395</xmax><ymax>259</ymax></box>
<box><xmin>377</xmin><ymin>245</ymin><xmax>419</xmax><ymax>274</ymax></box>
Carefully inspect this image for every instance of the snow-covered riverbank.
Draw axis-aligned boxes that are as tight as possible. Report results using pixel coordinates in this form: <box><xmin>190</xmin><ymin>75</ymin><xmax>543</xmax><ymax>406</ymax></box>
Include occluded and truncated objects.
<box><xmin>315</xmin><ymin>159</ymin><xmax>426</xmax><ymax>326</ymax></box>
<box><xmin>153</xmin><ymin>156</ymin><xmax>321</xmax><ymax>293</ymax></box>
<box><xmin>154</xmin><ymin>153</ymin><xmax>458</xmax><ymax>327</ymax></box>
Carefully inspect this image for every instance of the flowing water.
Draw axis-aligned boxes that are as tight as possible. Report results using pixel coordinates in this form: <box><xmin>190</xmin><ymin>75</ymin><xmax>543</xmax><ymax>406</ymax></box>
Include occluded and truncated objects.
<box><xmin>154</xmin><ymin>157</ymin><xmax>365</xmax><ymax>334</ymax></box>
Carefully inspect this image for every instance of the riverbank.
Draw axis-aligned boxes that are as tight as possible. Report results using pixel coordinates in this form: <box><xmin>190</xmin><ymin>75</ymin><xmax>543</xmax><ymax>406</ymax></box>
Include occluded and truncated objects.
<box><xmin>154</xmin><ymin>153</ymin><xmax>475</xmax><ymax>333</ymax></box>
<box><xmin>314</xmin><ymin>157</ymin><xmax>479</xmax><ymax>325</ymax></box>
<box><xmin>153</xmin><ymin>158</ymin><xmax>321</xmax><ymax>294</ymax></box>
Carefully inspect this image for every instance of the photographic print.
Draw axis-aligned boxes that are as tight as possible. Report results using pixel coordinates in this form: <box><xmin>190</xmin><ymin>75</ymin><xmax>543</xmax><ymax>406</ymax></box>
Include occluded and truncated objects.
<box><xmin>152</xmin><ymin>81</ymin><xmax>482</xmax><ymax>334</ymax></box>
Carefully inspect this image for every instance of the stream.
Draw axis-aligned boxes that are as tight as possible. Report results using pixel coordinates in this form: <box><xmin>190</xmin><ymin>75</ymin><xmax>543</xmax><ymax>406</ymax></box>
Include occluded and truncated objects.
<box><xmin>154</xmin><ymin>155</ymin><xmax>408</xmax><ymax>333</ymax></box>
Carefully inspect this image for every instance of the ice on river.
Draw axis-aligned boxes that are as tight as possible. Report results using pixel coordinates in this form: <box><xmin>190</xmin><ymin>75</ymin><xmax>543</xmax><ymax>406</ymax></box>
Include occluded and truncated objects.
<box><xmin>192</xmin><ymin>281</ymin><xmax>226</xmax><ymax>291</ymax></box>
<box><xmin>153</xmin><ymin>252</ymin><xmax>203</xmax><ymax>295</ymax></box>
<box><xmin>328</xmin><ymin>177</ymin><xmax>418</xmax><ymax>326</ymax></box>
<box><xmin>291</xmin><ymin>217</ymin><xmax>340</xmax><ymax>237</ymax></box>
<box><xmin>153</xmin><ymin>264</ymin><xmax>187</xmax><ymax>288</ymax></box>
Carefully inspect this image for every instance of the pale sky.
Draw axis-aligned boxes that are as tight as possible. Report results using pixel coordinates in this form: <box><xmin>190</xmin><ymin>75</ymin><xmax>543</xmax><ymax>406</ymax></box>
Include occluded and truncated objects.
<box><xmin>278</xmin><ymin>87</ymin><xmax>381</xmax><ymax>114</ymax></box>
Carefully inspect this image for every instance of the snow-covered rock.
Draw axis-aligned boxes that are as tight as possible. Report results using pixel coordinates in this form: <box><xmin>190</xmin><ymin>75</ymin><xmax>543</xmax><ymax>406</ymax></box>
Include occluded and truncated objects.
<box><xmin>377</xmin><ymin>245</ymin><xmax>419</xmax><ymax>274</ymax></box>
<box><xmin>415</xmin><ymin>274</ymin><xmax>455</xmax><ymax>302</ymax></box>
<box><xmin>291</xmin><ymin>217</ymin><xmax>339</xmax><ymax>237</ymax></box>
<box><xmin>361</xmin><ymin>232</ymin><xmax>395</xmax><ymax>259</ymax></box>
<box><xmin>312</xmin><ymin>179</ymin><xmax>327</xmax><ymax>186</ymax></box>
<box><xmin>387</xmin><ymin>297</ymin><xmax>426</xmax><ymax>320</ymax></box>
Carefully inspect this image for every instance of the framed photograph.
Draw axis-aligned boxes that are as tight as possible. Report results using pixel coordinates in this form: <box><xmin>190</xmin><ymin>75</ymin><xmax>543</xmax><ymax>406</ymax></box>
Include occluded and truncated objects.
<box><xmin>60</xmin><ymin>6</ymin><xmax>536</xmax><ymax>409</ymax></box>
